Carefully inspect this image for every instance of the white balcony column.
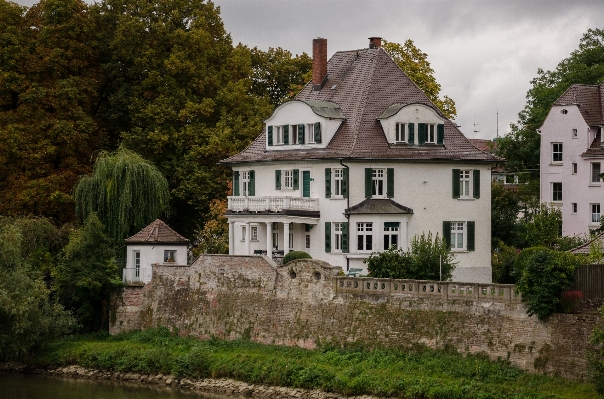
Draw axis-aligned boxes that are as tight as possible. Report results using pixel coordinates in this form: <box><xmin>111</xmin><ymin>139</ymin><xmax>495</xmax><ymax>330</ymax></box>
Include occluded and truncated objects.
<box><xmin>244</xmin><ymin>221</ymin><xmax>251</xmax><ymax>255</ymax></box>
<box><xmin>283</xmin><ymin>221</ymin><xmax>290</xmax><ymax>253</ymax></box>
<box><xmin>266</xmin><ymin>222</ymin><xmax>273</xmax><ymax>255</ymax></box>
<box><xmin>228</xmin><ymin>221</ymin><xmax>234</xmax><ymax>255</ymax></box>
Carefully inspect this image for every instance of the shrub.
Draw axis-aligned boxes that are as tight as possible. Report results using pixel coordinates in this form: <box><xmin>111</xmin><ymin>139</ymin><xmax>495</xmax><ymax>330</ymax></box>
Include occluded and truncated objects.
<box><xmin>491</xmin><ymin>241</ymin><xmax>519</xmax><ymax>284</ymax></box>
<box><xmin>283</xmin><ymin>251</ymin><xmax>311</xmax><ymax>265</ymax></box>
<box><xmin>587</xmin><ymin>306</ymin><xmax>604</xmax><ymax>395</ymax></box>
<box><xmin>560</xmin><ymin>290</ymin><xmax>584</xmax><ymax>313</ymax></box>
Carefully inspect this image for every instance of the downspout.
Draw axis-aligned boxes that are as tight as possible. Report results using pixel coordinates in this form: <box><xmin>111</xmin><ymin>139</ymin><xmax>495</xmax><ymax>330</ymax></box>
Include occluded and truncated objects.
<box><xmin>340</xmin><ymin>159</ymin><xmax>350</xmax><ymax>272</ymax></box>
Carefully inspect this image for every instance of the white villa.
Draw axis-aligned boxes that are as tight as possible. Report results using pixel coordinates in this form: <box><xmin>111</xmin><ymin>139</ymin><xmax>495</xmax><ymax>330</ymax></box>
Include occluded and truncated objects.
<box><xmin>220</xmin><ymin>37</ymin><xmax>499</xmax><ymax>283</ymax></box>
<box><xmin>540</xmin><ymin>82</ymin><xmax>604</xmax><ymax>237</ymax></box>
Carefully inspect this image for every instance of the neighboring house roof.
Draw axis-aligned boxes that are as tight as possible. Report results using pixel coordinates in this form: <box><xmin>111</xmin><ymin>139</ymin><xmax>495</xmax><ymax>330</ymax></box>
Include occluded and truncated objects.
<box><xmin>345</xmin><ymin>198</ymin><xmax>413</xmax><ymax>215</ymax></box>
<box><xmin>553</xmin><ymin>83</ymin><xmax>604</xmax><ymax>126</ymax></box>
<box><xmin>468</xmin><ymin>138</ymin><xmax>496</xmax><ymax>154</ymax></box>
<box><xmin>125</xmin><ymin>219</ymin><xmax>189</xmax><ymax>245</ymax></box>
<box><xmin>582</xmin><ymin>129</ymin><xmax>604</xmax><ymax>158</ymax></box>
<box><xmin>222</xmin><ymin>47</ymin><xmax>501</xmax><ymax>164</ymax></box>
<box><xmin>569</xmin><ymin>232</ymin><xmax>604</xmax><ymax>255</ymax></box>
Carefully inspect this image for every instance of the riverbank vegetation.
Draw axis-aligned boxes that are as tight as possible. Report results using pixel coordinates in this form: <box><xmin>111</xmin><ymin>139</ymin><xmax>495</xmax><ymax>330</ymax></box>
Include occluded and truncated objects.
<box><xmin>29</xmin><ymin>328</ymin><xmax>598</xmax><ymax>399</ymax></box>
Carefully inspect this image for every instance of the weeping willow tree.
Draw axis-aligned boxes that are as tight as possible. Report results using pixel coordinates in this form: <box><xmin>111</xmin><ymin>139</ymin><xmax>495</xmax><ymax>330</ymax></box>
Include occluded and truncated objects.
<box><xmin>74</xmin><ymin>148</ymin><xmax>170</xmax><ymax>244</ymax></box>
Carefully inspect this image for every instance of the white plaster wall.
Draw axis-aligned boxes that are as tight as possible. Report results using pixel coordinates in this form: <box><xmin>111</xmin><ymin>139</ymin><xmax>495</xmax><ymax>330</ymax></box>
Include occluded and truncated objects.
<box><xmin>264</xmin><ymin>101</ymin><xmax>343</xmax><ymax>150</ymax></box>
<box><xmin>230</xmin><ymin>160</ymin><xmax>492</xmax><ymax>283</ymax></box>
<box><xmin>540</xmin><ymin>104</ymin><xmax>602</xmax><ymax>237</ymax></box>
<box><xmin>379</xmin><ymin>104</ymin><xmax>445</xmax><ymax>144</ymax></box>
<box><xmin>126</xmin><ymin>244</ymin><xmax>188</xmax><ymax>283</ymax></box>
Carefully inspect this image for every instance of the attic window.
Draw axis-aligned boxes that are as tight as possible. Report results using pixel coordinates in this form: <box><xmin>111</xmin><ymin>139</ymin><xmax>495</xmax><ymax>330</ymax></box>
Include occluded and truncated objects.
<box><xmin>561</xmin><ymin>109</ymin><xmax>568</xmax><ymax>115</ymax></box>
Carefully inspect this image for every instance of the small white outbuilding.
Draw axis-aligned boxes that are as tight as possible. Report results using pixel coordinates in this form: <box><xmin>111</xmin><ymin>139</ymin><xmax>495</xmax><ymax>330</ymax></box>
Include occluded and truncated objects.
<box><xmin>123</xmin><ymin>219</ymin><xmax>189</xmax><ymax>284</ymax></box>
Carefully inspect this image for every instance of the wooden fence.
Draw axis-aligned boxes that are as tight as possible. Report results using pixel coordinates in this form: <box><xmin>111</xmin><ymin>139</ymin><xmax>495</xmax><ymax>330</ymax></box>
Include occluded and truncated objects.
<box><xmin>569</xmin><ymin>264</ymin><xmax>604</xmax><ymax>299</ymax></box>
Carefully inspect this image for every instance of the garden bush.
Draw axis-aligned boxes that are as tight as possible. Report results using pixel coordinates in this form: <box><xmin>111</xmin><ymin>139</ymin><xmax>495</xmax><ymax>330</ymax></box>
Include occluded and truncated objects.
<box><xmin>283</xmin><ymin>251</ymin><xmax>311</xmax><ymax>265</ymax></box>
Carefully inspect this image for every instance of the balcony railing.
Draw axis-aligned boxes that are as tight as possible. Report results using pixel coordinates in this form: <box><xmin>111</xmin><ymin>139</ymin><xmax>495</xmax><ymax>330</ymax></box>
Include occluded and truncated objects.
<box><xmin>228</xmin><ymin>196</ymin><xmax>319</xmax><ymax>213</ymax></box>
<box><xmin>123</xmin><ymin>267</ymin><xmax>143</xmax><ymax>284</ymax></box>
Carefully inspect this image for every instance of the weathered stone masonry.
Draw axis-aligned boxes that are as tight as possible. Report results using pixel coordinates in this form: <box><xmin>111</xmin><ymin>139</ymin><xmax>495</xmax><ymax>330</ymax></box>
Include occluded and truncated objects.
<box><xmin>110</xmin><ymin>255</ymin><xmax>603</xmax><ymax>379</ymax></box>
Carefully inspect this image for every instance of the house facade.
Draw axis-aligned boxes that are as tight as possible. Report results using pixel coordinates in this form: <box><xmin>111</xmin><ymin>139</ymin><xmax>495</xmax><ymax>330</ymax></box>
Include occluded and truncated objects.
<box><xmin>540</xmin><ymin>82</ymin><xmax>604</xmax><ymax>237</ymax></box>
<box><xmin>221</xmin><ymin>37</ymin><xmax>499</xmax><ymax>283</ymax></box>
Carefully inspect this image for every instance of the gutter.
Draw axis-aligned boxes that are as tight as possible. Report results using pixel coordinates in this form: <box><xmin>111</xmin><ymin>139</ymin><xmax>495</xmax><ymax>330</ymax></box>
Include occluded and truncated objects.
<box><xmin>340</xmin><ymin>158</ymin><xmax>351</xmax><ymax>272</ymax></box>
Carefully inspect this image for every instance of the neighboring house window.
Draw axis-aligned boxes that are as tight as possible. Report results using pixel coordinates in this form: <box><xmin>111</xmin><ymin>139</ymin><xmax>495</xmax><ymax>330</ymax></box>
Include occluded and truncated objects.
<box><xmin>334</xmin><ymin>222</ymin><xmax>343</xmax><ymax>251</ymax></box>
<box><xmin>460</xmin><ymin>170</ymin><xmax>471</xmax><ymax>197</ymax></box>
<box><xmin>450</xmin><ymin>222</ymin><xmax>465</xmax><ymax>250</ymax></box>
<box><xmin>592</xmin><ymin>204</ymin><xmax>601</xmax><ymax>224</ymax></box>
<box><xmin>572</xmin><ymin>203</ymin><xmax>578</xmax><ymax>214</ymax></box>
<box><xmin>443</xmin><ymin>221</ymin><xmax>475</xmax><ymax>251</ymax></box>
<box><xmin>357</xmin><ymin>222</ymin><xmax>373</xmax><ymax>251</ymax></box>
<box><xmin>395</xmin><ymin>123</ymin><xmax>406</xmax><ymax>143</ymax></box>
<box><xmin>552</xmin><ymin>182</ymin><xmax>562</xmax><ymax>202</ymax></box>
<box><xmin>592</xmin><ymin>162</ymin><xmax>601</xmax><ymax>183</ymax></box>
<box><xmin>241</xmin><ymin>171</ymin><xmax>250</xmax><ymax>196</ymax></box>
<box><xmin>284</xmin><ymin>170</ymin><xmax>293</xmax><ymax>189</ymax></box>
<box><xmin>306</xmin><ymin>234</ymin><xmax>310</xmax><ymax>249</ymax></box>
<box><xmin>241</xmin><ymin>226</ymin><xmax>246</xmax><ymax>241</ymax></box>
<box><xmin>452</xmin><ymin>169</ymin><xmax>480</xmax><ymax>199</ymax></box>
<box><xmin>383</xmin><ymin>223</ymin><xmax>399</xmax><ymax>250</ymax></box>
<box><xmin>561</xmin><ymin>109</ymin><xmax>568</xmax><ymax>114</ymax></box>
<box><xmin>334</xmin><ymin>169</ymin><xmax>343</xmax><ymax>196</ymax></box>
<box><xmin>251</xmin><ymin>226</ymin><xmax>258</xmax><ymax>241</ymax></box>
<box><xmin>425</xmin><ymin>124</ymin><xmax>436</xmax><ymax>143</ymax></box>
<box><xmin>572</xmin><ymin>128</ymin><xmax>578</xmax><ymax>138</ymax></box>
<box><xmin>289</xmin><ymin>223</ymin><xmax>294</xmax><ymax>250</ymax></box>
<box><xmin>572</xmin><ymin>163</ymin><xmax>577</xmax><ymax>175</ymax></box>
<box><xmin>552</xmin><ymin>143</ymin><xmax>563</xmax><ymax>163</ymax></box>
<box><xmin>272</xmin><ymin>222</ymin><xmax>279</xmax><ymax>250</ymax></box>
<box><xmin>307</xmin><ymin>123</ymin><xmax>316</xmax><ymax>143</ymax></box>
<box><xmin>372</xmin><ymin>169</ymin><xmax>385</xmax><ymax>197</ymax></box>
<box><xmin>134</xmin><ymin>250</ymin><xmax>140</xmax><ymax>278</ymax></box>
<box><xmin>164</xmin><ymin>250</ymin><xmax>176</xmax><ymax>263</ymax></box>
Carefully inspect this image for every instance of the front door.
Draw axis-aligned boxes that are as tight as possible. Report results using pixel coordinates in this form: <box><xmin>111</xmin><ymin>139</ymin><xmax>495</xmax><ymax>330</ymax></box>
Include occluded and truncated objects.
<box><xmin>302</xmin><ymin>171</ymin><xmax>311</xmax><ymax>198</ymax></box>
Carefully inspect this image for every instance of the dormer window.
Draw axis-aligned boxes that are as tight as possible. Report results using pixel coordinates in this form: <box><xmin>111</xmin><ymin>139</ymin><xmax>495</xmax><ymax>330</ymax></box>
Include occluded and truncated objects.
<box><xmin>395</xmin><ymin>123</ymin><xmax>406</xmax><ymax>143</ymax></box>
<box><xmin>425</xmin><ymin>124</ymin><xmax>436</xmax><ymax>143</ymax></box>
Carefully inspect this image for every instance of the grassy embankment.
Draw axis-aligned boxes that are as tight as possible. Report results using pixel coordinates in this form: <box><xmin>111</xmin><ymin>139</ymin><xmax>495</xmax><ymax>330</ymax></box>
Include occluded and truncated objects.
<box><xmin>29</xmin><ymin>328</ymin><xmax>598</xmax><ymax>399</ymax></box>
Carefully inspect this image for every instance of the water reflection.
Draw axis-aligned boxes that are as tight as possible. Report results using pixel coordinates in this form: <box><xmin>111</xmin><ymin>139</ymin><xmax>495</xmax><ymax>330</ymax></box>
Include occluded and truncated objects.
<box><xmin>0</xmin><ymin>373</ymin><xmax>232</xmax><ymax>399</ymax></box>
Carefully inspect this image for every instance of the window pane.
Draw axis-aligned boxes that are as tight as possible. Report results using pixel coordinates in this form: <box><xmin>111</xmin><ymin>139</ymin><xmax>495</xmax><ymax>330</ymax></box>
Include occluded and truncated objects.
<box><xmin>366</xmin><ymin>235</ymin><xmax>372</xmax><ymax>250</ymax></box>
<box><xmin>358</xmin><ymin>235</ymin><xmax>363</xmax><ymax>250</ymax></box>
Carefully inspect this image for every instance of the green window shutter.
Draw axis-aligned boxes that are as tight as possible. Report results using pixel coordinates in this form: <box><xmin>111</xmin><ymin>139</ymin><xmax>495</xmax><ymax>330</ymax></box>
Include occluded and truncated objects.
<box><xmin>325</xmin><ymin>222</ymin><xmax>331</xmax><ymax>253</ymax></box>
<box><xmin>452</xmin><ymin>169</ymin><xmax>460</xmax><ymax>198</ymax></box>
<box><xmin>342</xmin><ymin>168</ymin><xmax>349</xmax><ymax>198</ymax></box>
<box><xmin>365</xmin><ymin>168</ymin><xmax>372</xmax><ymax>198</ymax></box>
<box><xmin>418</xmin><ymin>123</ymin><xmax>426</xmax><ymax>144</ymax></box>
<box><xmin>275</xmin><ymin>170</ymin><xmax>282</xmax><ymax>190</ymax></box>
<box><xmin>408</xmin><ymin>123</ymin><xmax>415</xmax><ymax>144</ymax></box>
<box><xmin>437</xmin><ymin>123</ymin><xmax>445</xmax><ymax>144</ymax></box>
<box><xmin>298</xmin><ymin>124</ymin><xmax>305</xmax><ymax>144</ymax></box>
<box><xmin>293</xmin><ymin>169</ymin><xmax>299</xmax><ymax>190</ymax></box>
<box><xmin>302</xmin><ymin>171</ymin><xmax>311</xmax><ymax>197</ymax></box>
<box><xmin>233</xmin><ymin>171</ymin><xmax>240</xmax><ymax>196</ymax></box>
<box><xmin>249</xmin><ymin>170</ymin><xmax>255</xmax><ymax>196</ymax></box>
<box><xmin>387</xmin><ymin>168</ymin><xmax>394</xmax><ymax>198</ymax></box>
<box><xmin>467</xmin><ymin>221</ymin><xmax>475</xmax><ymax>251</ymax></box>
<box><xmin>283</xmin><ymin>125</ymin><xmax>289</xmax><ymax>145</ymax></box>
<box><xmin>473</xmin><ymin>169</ymin><xmax>480</xmax><ymax>199</ymax></box>
<box><xmin>342</xmin><ymin>222</ymin><xmax>349</xmax><ymax>253</ymax></box>
<box><xmin>314</xmin><ymin>122</ymin><xmax>322</xmax><ymax>143</ymax></box>
<box><xmin>268</xmin><ymin>126</ymin><xmax>273</xmax><ymax>146</ymax></box>
<box><xmin>325</xmin><ymin>168</ymin><xmax>331</xmax><ymax>198</ymax></box>
<box><xmin>443</xmin><ymin>221</ymin><xmax>451</xmax><ymax>248</ymax></box>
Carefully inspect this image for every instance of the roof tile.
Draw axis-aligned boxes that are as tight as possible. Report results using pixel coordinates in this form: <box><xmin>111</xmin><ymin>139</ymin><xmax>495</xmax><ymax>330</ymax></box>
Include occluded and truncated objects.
<box><xmin>125</xmin><ymin>219</ymin><xmax>189</xmax><ymax>244</ymax></box>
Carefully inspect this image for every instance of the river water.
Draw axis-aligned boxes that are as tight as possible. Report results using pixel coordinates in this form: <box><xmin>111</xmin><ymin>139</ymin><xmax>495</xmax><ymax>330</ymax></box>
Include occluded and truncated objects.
<box><xmin>0</xmin><ymin>373</ymin><xmax>232</xmax><ymax>399</ymax></box>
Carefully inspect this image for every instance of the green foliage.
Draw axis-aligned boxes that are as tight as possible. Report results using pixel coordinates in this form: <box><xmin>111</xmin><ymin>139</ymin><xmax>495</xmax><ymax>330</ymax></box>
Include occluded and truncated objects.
<box><xmin>366</xmin><ymin>232</ymin><xmax>456</xmax><ymax>281</ymax></box>
<box><xmin>525</xmin><ymin>204</ymin><xmax>562</xmax><ymax>248</ymax></box>
<box><xmin>383</xmin><ymin>39</ymin><xmax>456</xmax><ymax>119</ymax></box>
<box><xmin>52</xmin><ymin>213</ymin><xmax>121</xmax><ymax>331</ymax></box>
<box><xmin>74</xmin><ymin>148</ymin><xmax>169</xmax><ymax>245</ymax></box>
<box><xmin>283</xmin><ymin>251</ymin><xmax>312</xmax><ymax>265</ymax></box>
<box><xmin>30</xmin><ymin>328</ymin><xmax>600</xmax><ymax>398</ymax></box>
<box><xmin>587</xmin><ymin>306</ymin><xmax>604</xmax><ymax>395</ymax></box>
<box><xmin>0</xmin><ymin>221</ymin><xmax>74</xmax><ymax>360</ymax></box>
<box><xmin>515</xmin><ymin>247</ymin><xmax>582</xmax><ymax>320</ymax></box>
<box><xmin>491</xmin><ymin>241</ymin><xmax>519</xmax><ymax>284</ymax></box>
<box><xmin>193</xmin><ymin>198</ymin><xmax>228</xmax><ymax>255</ymax></box>
<box><xmin>496</xmin><ymin>28</ymin><xmax>604</xmax><ymax>174</ymax></box>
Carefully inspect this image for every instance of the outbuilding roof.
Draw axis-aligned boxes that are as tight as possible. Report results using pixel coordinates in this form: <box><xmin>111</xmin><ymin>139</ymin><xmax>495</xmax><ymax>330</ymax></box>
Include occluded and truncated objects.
<box><xmin>222</xmin><ymin>47</ymin><xmax>501</xmax><ymax>164</ymax></box>
<box><xmin>125</xmin><ymin>219</ymin><xmax>189</xmax><ymax>245</ymax></box>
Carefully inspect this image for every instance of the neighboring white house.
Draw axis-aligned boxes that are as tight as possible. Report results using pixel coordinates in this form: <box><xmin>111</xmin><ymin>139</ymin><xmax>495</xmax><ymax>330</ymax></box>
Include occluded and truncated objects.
<box><xmin>540</xmin><ymin>82</ymin><xmax>604</xmax><ymax>237</ymax></box>
<box><xmin>123</xmin><ymin>219</ymin><xmax>189</xmax><ymax>283</ymax></box>
<box><xmin>220</xmin><ymin>37</ymin><xmax>500</xmax><ymax>283</ymax></box>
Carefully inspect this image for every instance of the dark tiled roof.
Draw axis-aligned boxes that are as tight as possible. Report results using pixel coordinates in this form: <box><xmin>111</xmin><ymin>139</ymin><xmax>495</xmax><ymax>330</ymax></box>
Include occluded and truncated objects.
<box><xmin>554</xmin><ymin>83</ymin><xmax>604</xmax><ymax>126</ymax></box>
<box><xmin>581</xmin><ymin>125</ymin><xmax>604</xmax><ymax>158</ymax></box>
<box><xmin>468</xmin><ymin>139</ymin><xmax>496</xmax><ymax>154</ymax></box>
<box><xmin>345</xmin><ymin>198</ymin><xmax>413</xmax><ymax>214</ymax></box>
<box><xmin>302</xmin><ymin>100</ymin><xmax>346</xmax><ymax>119</ymax></box>
<box><xmin>569</xmin><ymin>232</ymin><xmax>604</xmax><ymax>255</ymax></box>
<box><xmin>222</xmin><ymin>48</ymin><xmax>501</xmax><ymax>164</ymax></box>
<box><xmin>125</xmin><ymin>219</ymin><xmax>189</xmax><ymax>244</ymax></box>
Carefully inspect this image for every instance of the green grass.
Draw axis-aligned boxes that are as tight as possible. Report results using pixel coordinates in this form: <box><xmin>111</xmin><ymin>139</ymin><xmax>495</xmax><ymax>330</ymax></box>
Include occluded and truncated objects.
<box><xmin>29</xmin><ymin>328</ymin><xmax>599</xmax><ymax>399</ymax></box>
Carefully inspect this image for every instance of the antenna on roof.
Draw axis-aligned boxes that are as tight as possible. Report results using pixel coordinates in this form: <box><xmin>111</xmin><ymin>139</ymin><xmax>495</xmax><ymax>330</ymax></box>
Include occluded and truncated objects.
<box><xmin>473</xmin><ymin>116</ymin><xmax>479</xmax><ymax>136</ymax></box>
<box><xmin>496</xmin><ymin>109</ymin><xmax>499</xmax><ymax>138</ymax></box>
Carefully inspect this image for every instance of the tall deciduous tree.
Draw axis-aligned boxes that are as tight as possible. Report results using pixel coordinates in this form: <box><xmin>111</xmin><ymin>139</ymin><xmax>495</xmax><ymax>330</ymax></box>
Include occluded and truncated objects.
<box><xmin>496</xmin><ymin>28</ymin><xmax>604</xmax><ymax>174</ymax></box>
<box><xmin>383</xmin><ymin>39</ymin><xmax>457</xmax><ymax>119</ymax></box>
<box><xmin>74</xmin><ymin>148</ymin><xmax>169</xmax><ymax>245</ymax></box>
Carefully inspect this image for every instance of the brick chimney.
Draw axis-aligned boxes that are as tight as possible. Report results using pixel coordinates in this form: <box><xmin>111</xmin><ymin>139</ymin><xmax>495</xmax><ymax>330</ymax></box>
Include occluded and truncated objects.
<box><xmin>369</xmin><ymin>37</ymin><xmax>382</xmax><ymax>49</ymax></box>
<box><xmin>312</xmin><ymin>38</ymin><xmax>327</xmax><ymax>91</ymax></box>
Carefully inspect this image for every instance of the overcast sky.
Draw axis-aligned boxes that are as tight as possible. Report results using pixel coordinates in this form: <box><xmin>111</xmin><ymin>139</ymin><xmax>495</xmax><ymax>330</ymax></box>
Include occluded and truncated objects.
<box><xmin>13</xmin><ymin>0</ymin><xmax>604</xmax><ymax>140</ymax></box>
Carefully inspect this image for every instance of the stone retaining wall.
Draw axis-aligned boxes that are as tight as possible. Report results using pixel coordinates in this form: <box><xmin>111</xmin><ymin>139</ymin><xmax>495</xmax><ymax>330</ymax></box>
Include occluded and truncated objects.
<box><xmin>110</xmin><ymin>255</ymin><xmax>603</xmax><ymax>379</ymax></box>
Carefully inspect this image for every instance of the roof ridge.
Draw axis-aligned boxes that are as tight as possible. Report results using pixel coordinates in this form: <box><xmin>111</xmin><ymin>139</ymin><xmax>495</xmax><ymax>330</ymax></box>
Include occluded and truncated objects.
<box><xmin>348</xmin><ymin>50</ymin><xmax>379</xmax><ymax>155</ymax></box>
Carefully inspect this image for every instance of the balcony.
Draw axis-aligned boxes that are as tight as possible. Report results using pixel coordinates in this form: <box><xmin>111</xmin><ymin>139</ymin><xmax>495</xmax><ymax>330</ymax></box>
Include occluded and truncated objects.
<box><xmin>227</xmin><ymin>196</ymin><xmax>320</xmax><ymax>217</ymax></box>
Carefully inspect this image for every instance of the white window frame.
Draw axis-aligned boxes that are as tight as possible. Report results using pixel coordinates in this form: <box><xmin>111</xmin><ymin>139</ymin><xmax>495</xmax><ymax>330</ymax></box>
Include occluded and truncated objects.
<box><xmin>334</xmin><ymin>222</ymin><xmax>343</xmax><ymax>252</ymax></box>
<box><xmin>305</xmin><ymin>234</ymin><xmax>310</xmax><ymax>249</ymax></box>
<box><xmin>357</xmin><ymin>222</ymin><xmax>373</xmax><ymax>251</ymax></box>
<box><xmin>283</xmin><ymin>170</ymin><xmax>294</xmax><ymax>190</ymax></box>
<box><xmin>372</xmin><ymin>169</ymin><xmax>385</xmax><ymax>198</ymax></box>
<box><xmin>425</xmin><ymin>124</ymin><xmax>436</xmax><ymax>143</ymax></box>
<box><xmin>272</xmin><ymin>222</ymin><xmax>279</xmax><ymax>250</ymax></box>
<box><xmin>291</xmin><ymin>125</ymin><xmax>298</xmax><ymax>144</ymax></box>
<box><xmin>552</xmin><ymin>182</ymin><xmax>562</xmax><ymax>202</ymax></box>
<box><xmin>134</xmin><ymin>250</ymin><xmax>141</xmax><ymax>278</ymax></box>
<box><xmin>241</xmin><ymin>226</ymin><xmax>246</xmax><ymax>242</ymax></box>
<box><xmin>251</xmin><ymin>225</ymin><xmax>258</xmax><ymax>241</ymax></box>
<box><xmin>552</xmin><ymin>143</ymin><xmax>563</xmax><ymax>163</ymax></box>
<box><xmin>572</xmin><ymin>203</ymin><xmax>577</xmax><ymax>214</ymax></box>
<box><xmin>307</xmin><ymin>123</ymin><xmax>316</xmax><ymax>144</ymax></box>
<box><xmin>164</xmin><ymin>250</ymin><xmax>176</xmax><ymax>263</ymax></box>
<box><xmin>334</xmin><ymin>168</ymin><xmax>343</xmax><ymax>197</ymax></box>
<box><xmin>274</xmin><ymin>126</ymin><xmax>283</xmax><ymax>145</ymax></box>
<box><xmin>450</xmin><ymin>222</ymin><xmax>465</xmax><ymax>251</ymax></box>
<box><xmin>591</xmin><ymin>162</ymin><xmax>601</xmax><ymax>184</ymax></box>
<box><xmin>592</xmin><ymin>203</ymin><xmax>601</xmax><ymax>224</ymax></box>
<box><xmin>460</xmin><ymin>170</ymin><xmax>472</xmax><ymax>198</ymax></box>
<box><xmin>241</xmin><ymin>171</ymin><xmax>250</xmax><ymax>196</ymax></box>
<box><xmin>572</xmin><ymin>163</ymin><xmax>577</xmax><ymax>175</ymax></box>
<box><xmin>395</xmin><ymin>123</ymin><xmax>406</xmax><ymax>143</ymax></box>
<box><xmin>383</xmin><ymin>225</ymin><xmax>399</xmax><ymax>250</ymax></box>
<box><xmin>289</xmin><ymin>223</ymin><xmax>294</xmax><ymax>250</ymax></box>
